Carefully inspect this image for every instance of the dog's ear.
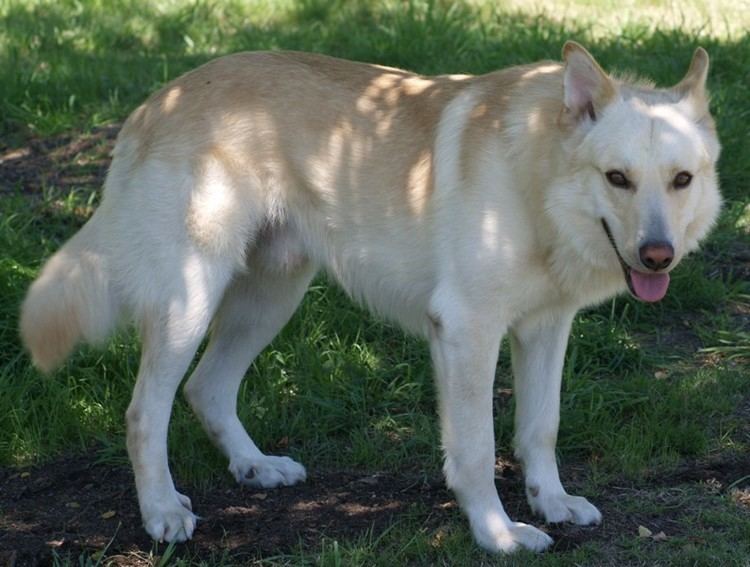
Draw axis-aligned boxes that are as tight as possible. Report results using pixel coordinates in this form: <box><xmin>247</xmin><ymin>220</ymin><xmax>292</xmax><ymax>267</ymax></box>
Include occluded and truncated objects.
<box><xmin>673</xmin><ymin>47</ymin><xmax>710</xmax><ymax>117</ymax></box>
<box><xmin>561</xmin><ymin>41</ymin><xmax>616</xmax><ymax>124</ymax></box>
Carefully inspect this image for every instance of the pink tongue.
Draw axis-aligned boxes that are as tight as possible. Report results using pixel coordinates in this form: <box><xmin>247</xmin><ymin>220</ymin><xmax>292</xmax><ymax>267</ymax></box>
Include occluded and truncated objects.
<box><xmin>630</xmin><ymin>270</ymin><xmax>670</xmax><ymax>302</ymax></box>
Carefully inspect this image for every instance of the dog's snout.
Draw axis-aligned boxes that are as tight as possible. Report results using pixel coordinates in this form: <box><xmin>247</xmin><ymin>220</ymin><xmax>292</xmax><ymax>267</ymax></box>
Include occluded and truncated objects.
<box><xmin>639</xmin><ymin>242</ymin><xmax>674</xmax><ymax>271</ymax></box>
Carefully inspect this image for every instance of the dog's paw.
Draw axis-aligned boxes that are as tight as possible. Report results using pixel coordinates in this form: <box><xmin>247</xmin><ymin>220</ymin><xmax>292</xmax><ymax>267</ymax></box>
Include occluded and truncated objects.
<box><xmin>142</xmin><ymin>490</ymin><xmax>197</xmax><ymax>543</ymax></box>
<box><xmin>528</xmin><ymin>489</ymin><xmax>602</xmax><ymax>525</ymax></box>
<box><xmin>506</xmin><ymin>522</ymin><xmax>555</xmax><ymax>552</ymax></box>
<box><xmin>473</xmin><ymin>519</ymin><xmax>553</xmax><ymax>553</ymax></box>
<box><xmin>469</xmin><ymin>508</ymin><xmax>553</xmax><ymax>553</ymax></box>
<box><xmin>230</xmin><ymin>455</ymin><xmax>307</xmax><ymax>488</ymax></box>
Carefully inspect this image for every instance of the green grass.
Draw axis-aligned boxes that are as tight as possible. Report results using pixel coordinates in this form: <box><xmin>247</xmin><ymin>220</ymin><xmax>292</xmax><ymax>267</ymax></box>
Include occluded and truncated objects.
<box><xmin>2</xmin><ymin>1</ymin><xmax>749</xmax><ymax>565</ymax></box>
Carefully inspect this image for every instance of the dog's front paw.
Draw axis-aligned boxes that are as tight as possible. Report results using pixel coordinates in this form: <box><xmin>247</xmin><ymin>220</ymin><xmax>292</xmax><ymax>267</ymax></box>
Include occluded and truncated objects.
<box><xmin>142</xmin><ymin>490</ymin><xmax>197</xmax><ymax>542</ymax></box>
<box><xmin>528</xmin><ymin>488</ymin><xmax>602</xmax><ymax>525</ymax></box>
<box><xmin>230</xmin><ymin>455</ymin><xmax>307</xmax><ymax>488</ymax></box>
<box><xmin>470</xmin><ymin>508</ymin><xmax>553</xmax><ymax>553</ymax></box>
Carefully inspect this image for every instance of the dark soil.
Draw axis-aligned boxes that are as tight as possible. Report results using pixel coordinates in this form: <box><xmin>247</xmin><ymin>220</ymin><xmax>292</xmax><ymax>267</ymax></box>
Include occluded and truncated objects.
<box><xmin>0</xmin><ymin>126</ymin><xmax>118</xmax><ymax>193</ymax></box>
<box><xmin>1</xmin><ymin>451</ymin><xmax>453</xmax><ymax>566</ymax></box>
<box><xmin>1</xmin><ymin>450</ymin><xmax>748</xmax><ymax>566</ymax></box>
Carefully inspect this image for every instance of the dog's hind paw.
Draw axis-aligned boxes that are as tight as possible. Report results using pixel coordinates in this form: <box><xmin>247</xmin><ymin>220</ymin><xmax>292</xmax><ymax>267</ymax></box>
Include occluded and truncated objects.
<box><xmin>230</xmin><ymin>455</ymin><xmax>307</xmax><ymax>488</ymax></box>
<box><xmin>142</xmin><ymin>490</ymin><xmax>197</xmax><ymax>543</ymax></box>
<box><xmin>529</xmin><ymin>490</ymin><xmax>602</xmax><ymax>525</ymax></box>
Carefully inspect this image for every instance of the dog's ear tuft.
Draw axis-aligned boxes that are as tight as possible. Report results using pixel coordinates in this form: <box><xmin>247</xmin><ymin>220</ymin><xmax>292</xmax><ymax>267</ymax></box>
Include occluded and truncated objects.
<box><xmin>673</xmin><ymin>47</ymin><xmax>710</xmax><ymax>115</ymax></box>
<box><xmin>561</xmin><ymin>41</ymin><xmax>616</xmax><ymax>124</ymax></box>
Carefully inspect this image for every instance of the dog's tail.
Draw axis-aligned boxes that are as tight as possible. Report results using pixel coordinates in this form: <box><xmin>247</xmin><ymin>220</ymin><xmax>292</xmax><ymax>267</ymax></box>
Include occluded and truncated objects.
<box><xmin>20</xmin><ymin>211</ymin><xmax>120</xmax><ymax>373</ymax></box>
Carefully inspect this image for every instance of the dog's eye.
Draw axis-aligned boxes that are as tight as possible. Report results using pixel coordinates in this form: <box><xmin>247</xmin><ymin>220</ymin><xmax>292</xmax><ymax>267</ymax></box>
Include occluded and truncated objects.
<box><xmin>605</xmin><ymin>170</ymin><xmax>630</xmax><ymax>189</ymax></box>
<box><xmin>673</xmin><ymin>171</ymin><xmax>693</xmax><ymax>189</ymax></box>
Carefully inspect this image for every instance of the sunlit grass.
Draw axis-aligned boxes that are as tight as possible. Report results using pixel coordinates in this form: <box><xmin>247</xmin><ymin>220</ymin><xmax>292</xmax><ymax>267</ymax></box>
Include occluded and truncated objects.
<box><xmin>499</xmin><ymin>0</ymin><xmax>750</xmax><ymax>39</ymax></box>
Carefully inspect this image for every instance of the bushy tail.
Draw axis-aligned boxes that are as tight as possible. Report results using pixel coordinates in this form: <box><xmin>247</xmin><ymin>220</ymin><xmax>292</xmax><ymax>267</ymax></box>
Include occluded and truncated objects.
<box><xmin>20</xmin><ymin>213</ymin><xmax>120</xmax><ymax>373</ymax></box>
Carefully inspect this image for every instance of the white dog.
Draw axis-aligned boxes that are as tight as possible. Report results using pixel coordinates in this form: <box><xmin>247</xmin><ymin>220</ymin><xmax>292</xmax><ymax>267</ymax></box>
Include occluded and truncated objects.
<box><xmin>20</xmin><ymin>42</ymin><xmax>720</xmax><ymax>552</ymax></box>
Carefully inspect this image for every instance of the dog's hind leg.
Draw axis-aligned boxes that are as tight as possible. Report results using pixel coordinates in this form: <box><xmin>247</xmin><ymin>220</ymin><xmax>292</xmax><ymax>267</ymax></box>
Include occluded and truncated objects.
<box><xmin>126</xmin><ymin>251</ymin><xmax>234</xmax><ymax>543</ymax></box>
<box><xmin>184</xmin><ymin>257</ymin><xmax>316</xmax><ymax>488</ymax></box>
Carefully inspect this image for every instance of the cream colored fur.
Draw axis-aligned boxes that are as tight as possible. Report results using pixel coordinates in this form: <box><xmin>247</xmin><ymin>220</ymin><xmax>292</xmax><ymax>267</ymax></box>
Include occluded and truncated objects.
<box><xmin>20</xmin><ymin>43</ymin><xmax>721</xmax><ymax>552</ymax></box>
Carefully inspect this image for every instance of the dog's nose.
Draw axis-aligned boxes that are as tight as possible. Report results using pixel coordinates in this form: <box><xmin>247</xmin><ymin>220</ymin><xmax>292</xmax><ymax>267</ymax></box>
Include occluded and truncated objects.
<box><xmin>639</xmin><ymin>242</ymin><xmax>674</xmax><ymax>271</ymax></box>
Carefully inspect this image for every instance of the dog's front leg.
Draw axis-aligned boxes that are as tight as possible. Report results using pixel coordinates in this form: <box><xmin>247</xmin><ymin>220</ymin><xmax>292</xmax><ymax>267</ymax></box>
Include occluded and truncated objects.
<box><xmin>510</xmin><ymin>308</ymin><xmax>602</xmax><ymax>525</ymax></box>
<box><xmin>429</xmin><ymin>298</ymin><xmax>553</xmax><ymax>553</ymax></box>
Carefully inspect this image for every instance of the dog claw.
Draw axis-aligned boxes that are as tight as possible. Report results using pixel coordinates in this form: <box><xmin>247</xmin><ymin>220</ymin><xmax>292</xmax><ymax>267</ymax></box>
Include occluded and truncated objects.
<box><xmin>176</xmin><ymin>491</ymin><xmax>193</xmax><ymax>511</ymax></box>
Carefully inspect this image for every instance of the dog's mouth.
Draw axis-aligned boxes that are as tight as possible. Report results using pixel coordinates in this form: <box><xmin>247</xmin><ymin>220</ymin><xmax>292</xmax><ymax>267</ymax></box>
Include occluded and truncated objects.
<box><xmin>601</xmin><ymin>220</ymin><xmax>670</xmax><ymax>302</ymax></box>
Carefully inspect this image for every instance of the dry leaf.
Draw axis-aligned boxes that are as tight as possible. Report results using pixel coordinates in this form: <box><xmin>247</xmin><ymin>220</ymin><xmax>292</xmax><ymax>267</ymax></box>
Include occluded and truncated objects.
<box><xmin>20</xmin><ymin>472</ymin><xmax>31</xmax><ymax>478</ymax></box>
<box><xmin>430</xmin><ymin>526</ymin><xmax>450</xmax><ymax>548</ymax></box>
<box><xmin>652</xmin><ymin>531</ymin><xmax>667</xmax><ymax>541</ymax></box>
<box><xmin>101</xmin><ymin>510</ymin><xmax>116</xmax><ymax>519</ymax></box>
<box><xmin>66</xmin><ymin>501</ymin><xmax>80</xmax><ymax>509</ymax></box>
<box><xmin>638</xmin><ymin>525</ymin><xmax>652</xmax><ymax>538</ymax></box>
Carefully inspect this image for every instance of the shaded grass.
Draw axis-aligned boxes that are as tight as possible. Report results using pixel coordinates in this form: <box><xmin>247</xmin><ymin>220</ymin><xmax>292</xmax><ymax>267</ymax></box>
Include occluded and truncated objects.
<box><xmin>1</xmin><ymin>0</ymin><xmax>749</xmax><ymax>564</ymax></box>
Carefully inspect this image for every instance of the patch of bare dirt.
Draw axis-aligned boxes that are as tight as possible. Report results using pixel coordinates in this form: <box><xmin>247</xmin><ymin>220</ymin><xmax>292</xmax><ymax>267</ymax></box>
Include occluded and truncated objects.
<box><xmin>659</xmin><ymin>452</ymin><xmax>750</xmax><ymax>486</ymax></box>
<box><xmin>0</xmin><ymin>451</ymin><xmax>455</xmax><ymax>566</ymax></box>
<box><xmin>0</xmin><ymin>126</ymin><xmax>118</xmax><ymax>193</ymax></box>
<box><xmin>2</xmin><ymin>449</ymin><xmax>749</xmax><ymax>566</ymax></box>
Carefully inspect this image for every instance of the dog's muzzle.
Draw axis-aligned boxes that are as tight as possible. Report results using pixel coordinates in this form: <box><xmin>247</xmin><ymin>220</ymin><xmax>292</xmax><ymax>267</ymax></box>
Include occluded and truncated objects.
<box><xmin>601</xmin><ymin>219</ymin><xmax>671</xmax><ymax>302</ymax></box>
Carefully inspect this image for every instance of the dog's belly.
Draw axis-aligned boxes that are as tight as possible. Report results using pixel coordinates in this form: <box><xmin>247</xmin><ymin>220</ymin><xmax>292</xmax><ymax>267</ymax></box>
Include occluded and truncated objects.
<box><xmin>248</xmin><ymin>211</ymin><xmax>436</xmax><ymax>334</ymax></box>
<box><xmin>321</xmin><ymin>232</ymin><xmax>438</xmax><ymax>335</ymax></box>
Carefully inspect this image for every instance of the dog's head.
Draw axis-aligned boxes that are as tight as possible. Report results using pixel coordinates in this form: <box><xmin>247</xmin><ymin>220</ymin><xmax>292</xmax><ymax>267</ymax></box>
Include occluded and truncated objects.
<box><xmin>551</xmin><ymin>42</ymin><xmax>721</xmax><ymax>302</ymax></box>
